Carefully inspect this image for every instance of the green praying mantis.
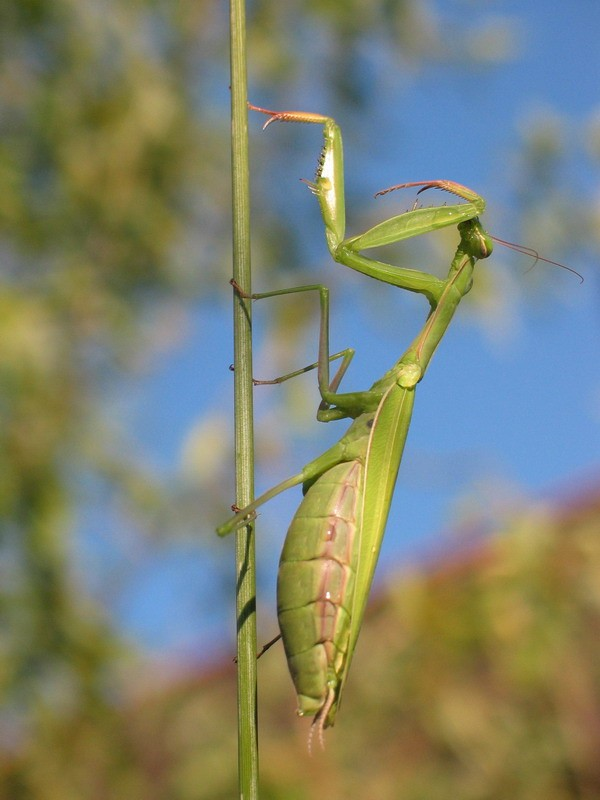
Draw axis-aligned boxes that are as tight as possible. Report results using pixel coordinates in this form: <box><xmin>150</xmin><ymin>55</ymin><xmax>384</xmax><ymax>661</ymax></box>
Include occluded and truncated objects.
<box><xmin>217</xmin><ymin>102</ymin><xmax>579</xmax><ymax>747</ymax></box>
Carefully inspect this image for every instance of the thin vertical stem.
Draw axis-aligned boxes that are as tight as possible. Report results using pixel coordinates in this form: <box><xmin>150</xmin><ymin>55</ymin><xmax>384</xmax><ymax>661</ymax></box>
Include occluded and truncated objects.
<box><xmin>229</xmin><ymin>0</ymin><xmax>259</xmax><ymax>796</ymax></box>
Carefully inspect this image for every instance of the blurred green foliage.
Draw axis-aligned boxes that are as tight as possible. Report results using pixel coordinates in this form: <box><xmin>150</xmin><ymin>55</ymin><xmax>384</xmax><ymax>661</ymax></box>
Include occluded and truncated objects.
<box><xmin>3</xmin><ymin>490</ymin><xmax>599</xmax><ymax>798</ymax></box>
<box><xmin>0</xmin><ymin>0</ymin><xmax>223</xmax><ymax>786</ymax></box>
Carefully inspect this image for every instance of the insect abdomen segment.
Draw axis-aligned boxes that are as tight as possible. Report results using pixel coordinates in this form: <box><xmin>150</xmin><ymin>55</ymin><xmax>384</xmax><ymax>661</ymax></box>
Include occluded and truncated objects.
<box><xmin>277</xmin><ymin>459</ymin><xmax>362</xmax><ymax>719</ymax></box>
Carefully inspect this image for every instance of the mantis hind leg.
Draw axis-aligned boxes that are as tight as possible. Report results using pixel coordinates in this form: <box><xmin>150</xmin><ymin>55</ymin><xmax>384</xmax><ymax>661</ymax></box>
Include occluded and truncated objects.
<box><xmin>217</xmin><ymin>435</ymin><xmax>352</xmax><ymax>537</ymax></box>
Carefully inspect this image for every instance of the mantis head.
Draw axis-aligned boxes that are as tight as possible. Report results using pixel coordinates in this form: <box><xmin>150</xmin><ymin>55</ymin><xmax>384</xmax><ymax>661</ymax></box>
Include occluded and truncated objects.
<box><xmin>458</xmin><ymin>218</ymin><xmax>494</xmax><ymax>260</ymax></box>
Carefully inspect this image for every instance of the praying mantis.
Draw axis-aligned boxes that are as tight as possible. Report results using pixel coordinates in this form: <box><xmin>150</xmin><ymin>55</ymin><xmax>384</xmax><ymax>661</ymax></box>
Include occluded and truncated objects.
<box><xmin>218</xmin><ymin>102</ymin><xmax>497</xmax><ymax>745</ymax></box>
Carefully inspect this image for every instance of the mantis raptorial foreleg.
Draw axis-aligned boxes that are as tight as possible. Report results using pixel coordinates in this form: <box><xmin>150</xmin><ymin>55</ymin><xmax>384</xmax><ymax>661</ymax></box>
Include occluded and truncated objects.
<box><xmin>249</xmin><ymin>104</ymin><xmax>489</xmax><ymax>296</ymax></box>
<box><xmin>219</xmin><ymin>103</ymin><xmax>494</xmax><ymax>741</ymax></box>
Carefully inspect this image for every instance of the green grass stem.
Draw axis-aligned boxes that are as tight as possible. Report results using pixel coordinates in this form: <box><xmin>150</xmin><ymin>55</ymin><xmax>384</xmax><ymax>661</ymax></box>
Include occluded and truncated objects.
<box><xmin>229</xmin><ymin>0</ymin><xmax>259</xmax><ymax>795</ymax></box>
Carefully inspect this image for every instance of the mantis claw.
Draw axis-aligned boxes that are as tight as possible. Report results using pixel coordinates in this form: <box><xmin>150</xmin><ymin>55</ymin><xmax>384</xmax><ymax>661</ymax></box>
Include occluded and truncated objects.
<box><xmin>230</xmin><ymin>277</ymin><xmax>252</xmax><ymax>298</ymax></box>
<box><xmin>230</xmin><ymin>503</ymin><xmax>256</xmax><ymax>519</ymax></box>
<box><xmin>232</xmin><ymin>633</ymin><xmax>282</xmax><ymax>664</ymax></box>
<box><xmin>227</xmin><ymin>362</ymin><xmax>256</xmax><ymax>383</ymax></box>
<box><xmin>375</xmin><ymin>179</ymin><xmax>481</xmax><ymax>204</ymax></box>
<box><xmin>300</xmin><ymin>177</ymin><xmax>318</xmax><ymax>194</ymax></box>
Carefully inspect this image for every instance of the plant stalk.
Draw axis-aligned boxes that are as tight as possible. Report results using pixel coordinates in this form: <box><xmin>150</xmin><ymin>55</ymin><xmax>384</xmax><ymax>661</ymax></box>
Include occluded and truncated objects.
<box><xmin>229</xmin><ymin>0</ymin><xmax>258</xmax><ymax>795</ymax></box>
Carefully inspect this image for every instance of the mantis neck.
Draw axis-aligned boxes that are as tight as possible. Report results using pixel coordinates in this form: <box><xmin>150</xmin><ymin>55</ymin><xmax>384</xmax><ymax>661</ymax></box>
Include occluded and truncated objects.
<box><xmin>374</xmin><ymin>247</ymin><xmax>476</xmax><ymax>392</ymax></box>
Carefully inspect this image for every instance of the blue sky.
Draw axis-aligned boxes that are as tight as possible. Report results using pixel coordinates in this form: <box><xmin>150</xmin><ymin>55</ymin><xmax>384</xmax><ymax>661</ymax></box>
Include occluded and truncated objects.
<box><xmin>113</xmin><ymin>1</ymin><xmax>600</xmax><ymax>656</ymax></box>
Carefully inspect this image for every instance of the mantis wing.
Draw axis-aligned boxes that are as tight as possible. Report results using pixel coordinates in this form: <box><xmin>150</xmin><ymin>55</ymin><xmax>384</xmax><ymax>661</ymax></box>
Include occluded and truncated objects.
<box><xmin>344</xmin><ymin>382</ymin><xmax>415</xmax><ymax>695</ymax></box>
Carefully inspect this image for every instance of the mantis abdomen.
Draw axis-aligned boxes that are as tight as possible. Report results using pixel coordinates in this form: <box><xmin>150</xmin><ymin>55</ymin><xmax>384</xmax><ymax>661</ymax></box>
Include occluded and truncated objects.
<box><xmin>277</xmin><ymin>459</ymin><xmax>362</xmax><ymax>719</ymax></box>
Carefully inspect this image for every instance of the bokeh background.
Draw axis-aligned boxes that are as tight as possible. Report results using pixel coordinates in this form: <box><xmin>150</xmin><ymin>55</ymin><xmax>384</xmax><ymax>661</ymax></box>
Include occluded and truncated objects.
<box><xmin>1</xmin><ymin>1</ymin><xmax>599</xmax><ymax>797</ymax></box>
